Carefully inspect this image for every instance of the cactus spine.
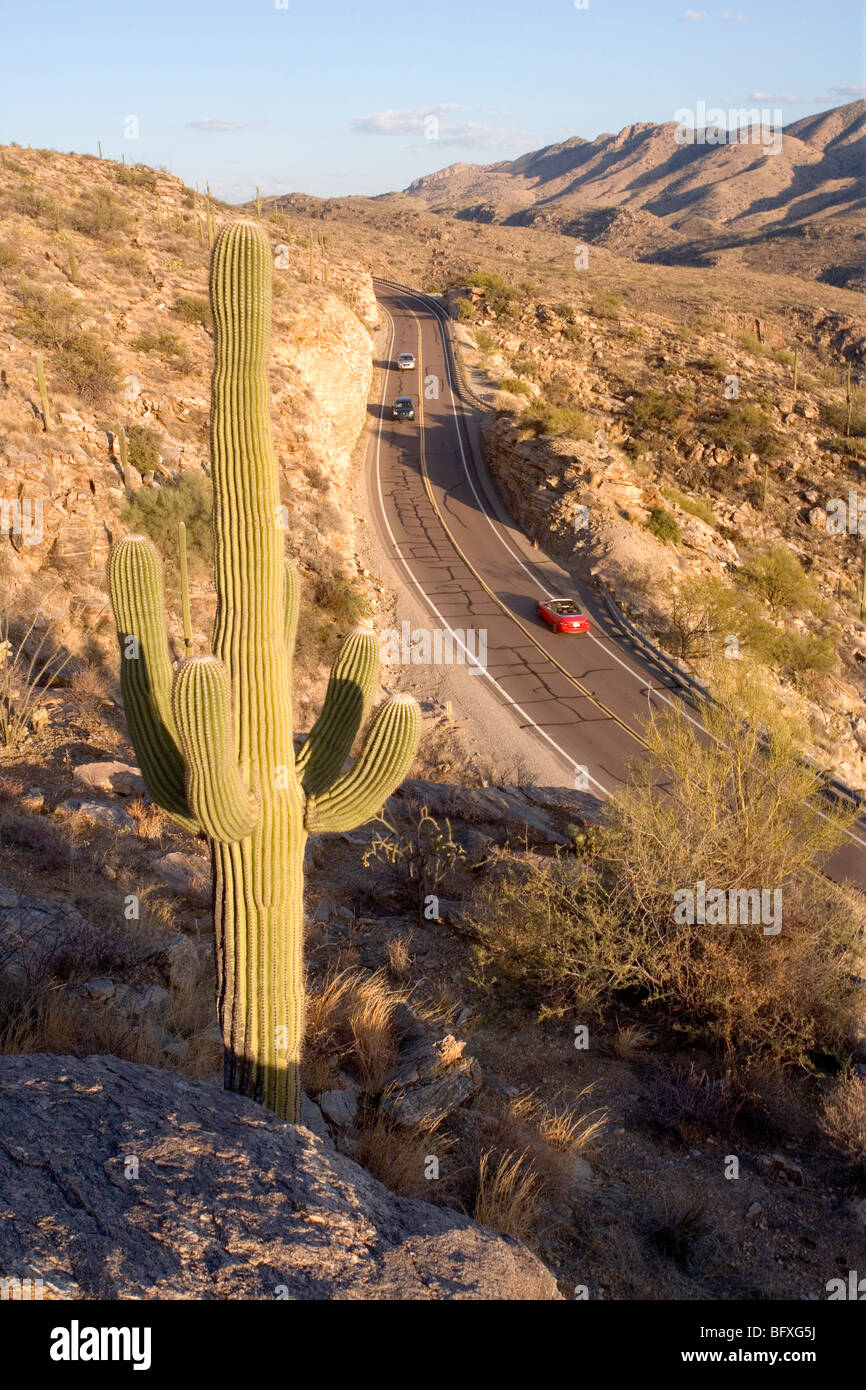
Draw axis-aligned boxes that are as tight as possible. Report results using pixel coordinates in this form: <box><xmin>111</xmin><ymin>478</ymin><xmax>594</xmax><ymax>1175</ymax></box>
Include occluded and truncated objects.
<box><xmin>108</xmin><ymin>220</ymin><xmax>419</xmax><ymax>1122</ymax></box>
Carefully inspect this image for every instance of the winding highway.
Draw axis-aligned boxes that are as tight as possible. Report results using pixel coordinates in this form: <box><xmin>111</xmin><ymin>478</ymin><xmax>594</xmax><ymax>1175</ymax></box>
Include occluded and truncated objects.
<box><xmin>365</xmin><ymin>280</ymin><xmax>866</xmax><ymax>891</ymax></box>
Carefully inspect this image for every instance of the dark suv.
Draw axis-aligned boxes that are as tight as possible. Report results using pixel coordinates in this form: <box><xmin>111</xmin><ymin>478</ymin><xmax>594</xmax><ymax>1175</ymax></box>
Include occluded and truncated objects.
<box><xmin>393</xmin><ymin>397</ymin><xmax>415</xmax><ymax>421</ymax></box>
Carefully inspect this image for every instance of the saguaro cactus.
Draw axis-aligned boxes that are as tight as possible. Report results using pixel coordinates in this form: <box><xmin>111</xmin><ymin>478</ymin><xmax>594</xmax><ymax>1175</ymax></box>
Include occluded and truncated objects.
<box><xmin>108</xmin><ymin>220</ymin><xmax>420</xmax><ymax>1122</ymax></box>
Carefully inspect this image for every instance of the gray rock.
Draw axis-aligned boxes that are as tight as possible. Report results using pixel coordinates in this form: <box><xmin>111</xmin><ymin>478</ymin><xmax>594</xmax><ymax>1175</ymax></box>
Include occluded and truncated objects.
<box><xmin>318</xmin><ymin>1088</ymin><xmax>359</xmax><ymax>1127</ymax></box>
<box><xmin>78</xmin><ymin>978</ymin><xmax>116</xmax><ymax>1002</ymax></box>
<box><xmin>0</xmin><ymin>1056</ymin><xmax>559</xmax><ymax>1300</ymax></box>
<box><xmin>299</xmin><ymin>1094</ymin><xmax>334</xmax><ymax>1147</ymax></box>
<box><xmin>382</xmin><ymin>1066</ymin><xmax>482</xmax><ymax>1129</ymax></box>
<box><xmin>57</xmin><ymin>797</ymin><xmax>132</xmax><ymax>829</ymax></box>
<box><xmin>138</xmin><ymin>933</ymin><xmax>201</xmax><ymax>990</ymax></box>
<box><xmin>73</xmin><ymin>761</ymin><xmax>147</xmax><ymax>797</ymax></box>
<box><xmin>0</xmin><ymin>883</ymin><xmax>95</xmax><ymax>986</ymax></box>
<box><xmin>151</xmin><ymin>853</ymin><xmax>211</xmax><ymax>905</ymax></box>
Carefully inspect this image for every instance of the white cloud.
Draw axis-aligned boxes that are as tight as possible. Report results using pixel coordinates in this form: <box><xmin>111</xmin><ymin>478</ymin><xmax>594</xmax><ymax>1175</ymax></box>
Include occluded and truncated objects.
<box><xmin>680</xmin><ymin>10</ymin><xmax>706</xmax><ymax>19</ymax></box>
<box><xmin>748</xmin><ymin>91</ymin><xmax>797</xmax><ymax>102</ymax></box>
<box><xmin>351</xmin><ymin>105</ymin><xmax>460</xmax><ymax>135</ymax></box>
<box><xmin>722</xmin><ymin>8</ymin><xmax>745</xmax><ymax>18</ymax></box>
<box><xmin>187</xmin><ymin>118</ymin><xmax>275</xmax><ymax>132</ymax></box>
<box><xmin>828</xmin><ymin>83</ymin><xmax>866</xmax><ymax>97</ymax></box>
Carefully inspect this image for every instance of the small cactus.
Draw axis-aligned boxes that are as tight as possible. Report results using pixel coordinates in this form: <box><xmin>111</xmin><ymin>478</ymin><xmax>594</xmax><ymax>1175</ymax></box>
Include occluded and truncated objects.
<box><xmin>108</xmin><ymin>221</ymin><xmax>420</xmax><ymax>1121</ymax></box>
<box><xmin>66</xmin><ymin>237</ymin><xmax>78</xmax><ymax>286</ymax></box>
<box><xmin>36</xmin><ymin>356</ymin><xmax>51</xmax><ymax>431</ymax></box>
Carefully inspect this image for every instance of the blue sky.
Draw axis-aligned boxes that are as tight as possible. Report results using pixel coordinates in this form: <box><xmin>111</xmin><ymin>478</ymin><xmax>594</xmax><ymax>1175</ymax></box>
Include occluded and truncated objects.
<box><xmin>1</xmin><ymin>0</ymin><xmax>862</xmax><ymax>202</ymax></box>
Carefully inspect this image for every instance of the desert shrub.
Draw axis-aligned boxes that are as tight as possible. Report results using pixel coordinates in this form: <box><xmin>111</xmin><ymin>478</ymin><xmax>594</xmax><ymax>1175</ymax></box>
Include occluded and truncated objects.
<box><xmin>13</xmin><ymin>285</ymin><xmax>79</xmax><ymax>347</ymax></box>
<box><xmin>659</xmin><ymin>575</ymin><xmax>760</xmax><ymax>662</ymax></box>
<box><xmin>453</xmin><ymin>297</ymin><xmax>476</xmax><ymax>322</ymax></box>
<box><xmin>313</xmin><ymin>571</ymin><xmax>368</xmax><ymax>626</ymax></box>
<box><xmin>737</xmin><ymin>543</ymin><xmax>825</xmax><ymax>616</ymax></box>
<box><xmin>471</xmin><ymin>679</ymin><xmax>864</xmax><ymax>1063</ymax></box>
<box><xmin>630</xmin><ymin>389</ymin><xmax>680</xmax><ymax>434</ymax></box>
<box><xmin>10</xmin><ymin>187</ymin><xmax>65</xmax><ymax>229</ymax></box>
<box><xmin>121</xmin><ymin>470</ymin><xmax>213</xmax><ymax>574</ymax></box>
<box><xmin>474</xmin><ymin>329</ymin><xmax>495</xmax><ymax>352</ymax></box>
<box><xmin>116</xmin><ymin>164</ymin><xmax>157</xmax><ymax>191</ymax></box>
<box><xmin>171</xmin><ymin>294</ymin><xmax>212</xmax><ymax>328</ymax></box>
<box><xmin>0</xmin><ymin>242</ymin><xmax>20</xmax><ymax>269</ymax></box>
<box><xmin>820</xmin><ymin>1072</ymin><xmax>866</xmax><ymax>1164</ymax></box>
<box><xmin>823</xmin><ymin>392</ymin><xmax>866</xmax><ymax>439</ymax></box>
<box><xmin>644</xmin><ymin>507</ymin><xmax>681</xmax><ymax>544</ymax></box>
<box><xmin>590</xmin><ymin>290</ymin><xmax>621</xmax><ymax>320</ymax></box>
<box><xmin>465</xmin><ymin>270</ymin><xmax>519</xmax><ymax>318</ymax></box>
<box><xmin>124</xmin><ymin>423</ymin><xmax>162</xmax><ymax>474</ymax></box>
<box><xmin>661</xmin><ymin>487</ymin><xmax>715</xmax><ymax>527</ymax></box>
<box><xmin>55</xmin><ymin>331</ymin><xmax>120</xmax><ymax>402</ymax></box>
<box><xmin>705</xmin><ymin>403</ymin><xmax>784</xmax><ymax>460</ymax></box>
<box><xmin>750</xmin><ymin>625</ymin><xmax>837</xmax><ymax>676</ymax></box>
<box><xmin>562</xmin><ymin>324</ymin><xmax>584</xmax><ymax>342</ymax></box>
<box><xmin>499</xmin><ymin>376</ymin><xmax>532</xmax><ymax>396</ymax></box>
<box><xmin>130</xmin><ymin>329</ymin><xmax>190</xmax><ymax>371</ymax></box>
<box><xmin>69</xmin><ymin>187</ymin><xmax>132</xmax><ymax>238</ymax></box>
<box><xmin>105</xmin><ymin>244</ymin><xmax>148</xmax><ymax>277</ymax></box>
<box><xmin>553</xmin><ymin>301</ymin><xmax>574</xmax><ymax>320</ymax></box>
<box><xmin>521</xmin><ymin>400</ymin><xmax>592</xmax><ymax>439</ymax></box>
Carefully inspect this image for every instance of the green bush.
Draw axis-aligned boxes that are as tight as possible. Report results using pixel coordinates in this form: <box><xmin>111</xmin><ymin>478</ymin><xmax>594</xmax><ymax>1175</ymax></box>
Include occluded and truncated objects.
<box><xmin>630</xmin><ymin>389</ymin><xmax>680</xmax><ymax>434</ymax></box>
<box><xmin>313</xmin><ymin>572</ymin><xmax>369</xmax><ymax>627</ymax></box>
<box><xmin>644</xmin><ymin>507</ymin><xmax>682</xmax><ymax>544</ymax></box>
<box><xmin>454</xmin><ymin>297</ymin><xmax>476</xmax><ymax>322</ymax></box>
<box><xmin>125</xmin><ymin>423</ymin><xmax>162</xmax><ymax>474</ymax></box>
<box><xmin>738</xmin><ymin>543</ymin><xmax>825</xmax><ymax>617</ymax></box>
<box><xmin>130</xmin><ymin>329</ymin><xmax>190</xmax><ymax>371</ymax></box>
<box><xmin>499</xmin><ymin>376</ymin><xmax>532</xmax><ymax>396</ymax></box>
<box><xmin>121</xmin><ymin>471</ymin><xmax>213</xmax><ymax>575</ymax></box>
<box><xmin>474</xmin><ymin>329</ymin><xmax>495</xmax><ymax>352</ymax></box>
<box><xmin>11</xmin><ymin>188</ymin><xmax>65</xmax><ymax>229</ymax></box>
<box><xmin>661</xmin><ymin>487</ymin><xmax>716</xmax><ymax>528</ymax></box>
<box><xmin>521</xmin><ymin>400</ymin><xmax>593</xmax><ymax>440</ymax></box>
<box><xmin>69</xmin><ymin>188</ymin><xmax>132</xmax><ymax>239</ymax></box>
<box><xmin>706</xmin><ymin>402</ymin><xmax>784</xmax><ymax>461</ymax></box>
<box><xmin>171</xmin><ymin>295</ymin><xmax>212</xmax><ymax>328</ymax></box>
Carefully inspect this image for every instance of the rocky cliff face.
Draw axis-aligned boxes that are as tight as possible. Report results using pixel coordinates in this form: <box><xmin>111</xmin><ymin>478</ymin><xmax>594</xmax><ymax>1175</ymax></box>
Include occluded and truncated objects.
<box><xmin>0</xmin><ymin>1054</ymin><xmax>560</xmax><ymax>1300</ymax></box>
<box><xmin>0</xmin><ymin>146</ymin><xmax>375</xmax><ymax>683</ymax></box>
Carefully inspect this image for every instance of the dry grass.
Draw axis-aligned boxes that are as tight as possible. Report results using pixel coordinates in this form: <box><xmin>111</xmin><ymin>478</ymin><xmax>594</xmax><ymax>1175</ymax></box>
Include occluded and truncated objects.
<box><xmin>613</xmin><ymin>1023</ymin><xmax>655</xmax><ymax>1059</ymax></box>
<box><xmin>820</xmin><ymin>1071</ymin><xmax>866</xmax><ymax>1164</ymax></box>
<box><xmin>304</xmin><ymin>966</ymin><xmax>406</xmax><ymax>1095</ymax></box>
<box><xmin>385</xmin><ymin>934</ymin><xmax>412</xmax><ymax>981</ymax></box>
<box><xmin>355</xmin><ymin>1112</ymin><xmax>456</xmax><ymax>1199</ymax></box>
<box><xmin>125</xmin><ymin>798</ymin><xmax>167</xmax><ymax>840</ymax></box>
<box><xmin>473</xmin><ymin>1149</ymin><xmax>541</xmax><ymax>1239</ymax></box>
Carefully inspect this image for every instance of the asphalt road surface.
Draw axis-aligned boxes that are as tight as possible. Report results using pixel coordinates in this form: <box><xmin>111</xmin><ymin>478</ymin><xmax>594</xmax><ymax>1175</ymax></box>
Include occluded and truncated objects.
<box><xmin>366</xmin><ymin>280</ymin><xmax>866</xmax><ymax>892</ymax></box>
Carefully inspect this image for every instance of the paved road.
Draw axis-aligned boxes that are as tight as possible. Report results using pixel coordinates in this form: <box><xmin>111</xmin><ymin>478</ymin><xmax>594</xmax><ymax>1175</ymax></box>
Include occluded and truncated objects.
<box><xmin>366</xmin><ymin>280</ymin><xmax>866</xmax><ymax>890</ymax></box>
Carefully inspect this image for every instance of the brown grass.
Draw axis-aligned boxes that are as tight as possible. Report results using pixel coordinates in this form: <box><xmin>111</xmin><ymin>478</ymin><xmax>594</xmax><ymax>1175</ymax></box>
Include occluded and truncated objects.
<box><xmin>304</xmin><ymin>966</ymin><xmax>405</xmax><ymax>1095</ymax></box>
<box><xmin>355</xmin><ymin>1112</ymin><xmax>455</xmax><ymax>1199</ymax></box>
<box><xmin>473</xmin><ymin>1149</ymin><xmax>541</xmax><ymax>1239</ymax></box>
<box><xmin>820</xmin><ymin>1071</ymin><xmax>866</xmax><ymax>1163</ymax></box>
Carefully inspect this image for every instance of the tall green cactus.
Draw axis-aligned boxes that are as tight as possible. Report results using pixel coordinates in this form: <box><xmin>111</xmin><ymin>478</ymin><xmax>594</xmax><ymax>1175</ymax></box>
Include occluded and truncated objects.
<box><xmin>108</xmin><ymin>220</ymin><xmax>420</xmax><ymax>1122</ymax></box>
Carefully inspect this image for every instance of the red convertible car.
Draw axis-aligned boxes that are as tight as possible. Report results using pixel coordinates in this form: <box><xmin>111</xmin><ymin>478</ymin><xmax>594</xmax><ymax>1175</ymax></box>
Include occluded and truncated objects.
<box><xmin>537</xmin><ymin>598</ymin><xmax>591</xmax><ymax>634</ymax></box>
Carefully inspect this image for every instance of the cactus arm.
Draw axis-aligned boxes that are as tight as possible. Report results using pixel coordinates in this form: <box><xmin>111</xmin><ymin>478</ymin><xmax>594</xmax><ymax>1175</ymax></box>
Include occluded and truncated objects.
<box><xmin>295</xmin><ymin>627</ymin><xmax>380</xmax><ymax>796</ymax></box>
<box><xmin>107</xmin><ymin>536</ymin><xmax>199</xmax><ymax>833</ymax></box>
<box><xmin>172</xmin><ymin>657</ymin><xmax>260</xmax><ymax>843</ymax></box>
<box><xmin>306</xmin><ymin>694</ymin><xmax>420</xmax><ymax>833</ymax></box>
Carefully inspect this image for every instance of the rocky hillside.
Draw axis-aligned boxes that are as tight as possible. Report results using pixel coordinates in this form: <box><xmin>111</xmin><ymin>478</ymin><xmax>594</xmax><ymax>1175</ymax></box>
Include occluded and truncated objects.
<box><xmin>447</xmin><ymin>271</ymin><xmax>866</xmax><ymax>788</ymax></box>
<box><xmin>401</xmin><ymin>101</ymin><xmax>866</xmax><ymax>287</ymax></box>
<box><xmin>0</xmin><ymin>145</ymin><xmax>377</xmax><ymax>727</ymax></box>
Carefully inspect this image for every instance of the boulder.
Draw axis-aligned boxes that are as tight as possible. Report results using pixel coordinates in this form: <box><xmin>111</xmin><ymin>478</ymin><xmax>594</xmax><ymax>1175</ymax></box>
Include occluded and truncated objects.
<box><xmin>73</xmin><ymin>761</ymin><xmax>147</xmax><ymax>797</ymax></box>
<box><xmin>0</xmin><ymin>1055</ymin><xmax>559</xmax><ymax>1300</ymax></box>
<box><xmin>0</xmin><ymin>883</ymin><xmax>94</xmax><ymax>986</ymax></box>
<box><xmin>151</xmin><ymin>853</ymin><xmax>211</xmax><ymax>905</ymax></box>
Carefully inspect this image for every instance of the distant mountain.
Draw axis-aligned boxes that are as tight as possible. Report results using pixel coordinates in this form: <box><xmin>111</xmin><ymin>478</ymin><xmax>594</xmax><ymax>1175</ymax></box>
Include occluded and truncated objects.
<box><xmin>398</xmin><ymin>102</ymin><xmax>866</xmax><ymax>287</ymax></box>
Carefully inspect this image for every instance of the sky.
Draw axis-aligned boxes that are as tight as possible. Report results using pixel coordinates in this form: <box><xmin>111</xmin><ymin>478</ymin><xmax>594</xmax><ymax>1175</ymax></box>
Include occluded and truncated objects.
<box><xmin>1</xmin><ymin>0</ymin><xmax>863</xmax><ymax>203</ymax></box>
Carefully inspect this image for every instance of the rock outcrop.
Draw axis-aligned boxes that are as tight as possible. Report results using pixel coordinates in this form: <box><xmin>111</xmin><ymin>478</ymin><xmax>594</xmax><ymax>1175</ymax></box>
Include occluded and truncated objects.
<box><xmin>0</xmin><ymin>1055</ymin><xmax>561</xmax><ymax>1300</ymax></box>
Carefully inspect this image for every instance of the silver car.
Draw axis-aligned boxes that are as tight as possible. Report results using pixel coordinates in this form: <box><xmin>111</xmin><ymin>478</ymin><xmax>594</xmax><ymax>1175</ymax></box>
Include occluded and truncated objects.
<box><xmin>397</xmin><ymin>352</ymin><xmax>416</xmax><ymax>371</ymax></box>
